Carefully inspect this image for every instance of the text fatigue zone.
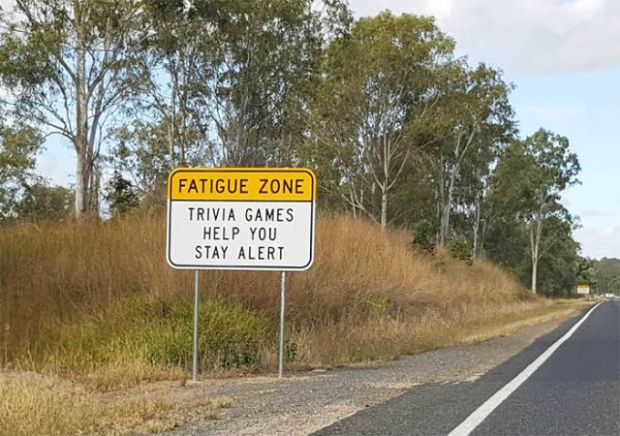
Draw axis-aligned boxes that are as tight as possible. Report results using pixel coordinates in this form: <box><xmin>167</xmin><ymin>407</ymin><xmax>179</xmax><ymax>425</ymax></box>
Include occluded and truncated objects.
<box><xmin>166</xmin><ymin>168</ymin><xmax>316</xmax><ymax>271</ymax></box>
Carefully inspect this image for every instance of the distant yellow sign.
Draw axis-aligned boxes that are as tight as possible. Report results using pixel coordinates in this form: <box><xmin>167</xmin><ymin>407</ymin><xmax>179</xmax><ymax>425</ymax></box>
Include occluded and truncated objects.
<box><xmin>577</xmin><ymin>284</ymin><xmax>590</xmax><ymax>295</ymax></box>
<box><xmin>168</xmin><ymin>168</ymin><xmax>316</xmax><ymax>201</ymax></box>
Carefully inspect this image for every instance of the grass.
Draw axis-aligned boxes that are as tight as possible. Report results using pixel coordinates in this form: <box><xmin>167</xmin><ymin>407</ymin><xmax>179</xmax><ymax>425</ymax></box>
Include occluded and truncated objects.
<box><xmin>289</xmin><ymin>299</ymin><xmax>584</xmax><ymax>366</ymax></box>
<box><xmin>38</xmin><ymin>297</ymin><xmax>272</xmax><ymax>388</ymax></box>
<box><xmin>0</xmin><ymin>369</ymin><xmax>230</xmax><ymax>435</ymax></box>
<box><xmin>0</xmin><ymin>213</ymin><xmax>582</xmax><ymax>431</ymax></box>
<box><xmin>1</xmin><ymin>214</ymin><xmax>530</xmax><ymax>369</ymax></box>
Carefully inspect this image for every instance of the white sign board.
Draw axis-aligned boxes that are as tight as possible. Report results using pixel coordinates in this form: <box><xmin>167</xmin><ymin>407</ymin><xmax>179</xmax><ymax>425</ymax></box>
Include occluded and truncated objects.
<box><xmin>166</xmin><ymin>168</ymin><xmax>316</xmax><ymax>271</ymax></box>
<box><xmin>576</xmin><ymin>284</ymin><xmax>590</xmax><ymax>295</ymax></box>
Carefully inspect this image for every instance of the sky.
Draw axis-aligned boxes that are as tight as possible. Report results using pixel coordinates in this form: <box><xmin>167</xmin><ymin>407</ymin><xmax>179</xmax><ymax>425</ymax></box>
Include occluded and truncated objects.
<box><xmin>4</xmin><ymin>0</ymin><xmax>620</xmax><ymax>258</ymax></box>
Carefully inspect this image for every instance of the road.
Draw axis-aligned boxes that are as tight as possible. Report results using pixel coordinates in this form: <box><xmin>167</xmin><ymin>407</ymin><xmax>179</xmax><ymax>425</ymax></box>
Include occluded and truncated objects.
<box><xmin>315</xmin><ymin>300</ymin><xmax>620</xmax><ymax>436</ymax></box>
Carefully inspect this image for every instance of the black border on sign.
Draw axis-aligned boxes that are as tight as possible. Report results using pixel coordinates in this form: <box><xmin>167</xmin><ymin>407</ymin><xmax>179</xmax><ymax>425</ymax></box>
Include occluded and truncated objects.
<box><xmin>165</xmin><ymin>168</ymin><xmax>316</xmax><ymax>271</ymax></box>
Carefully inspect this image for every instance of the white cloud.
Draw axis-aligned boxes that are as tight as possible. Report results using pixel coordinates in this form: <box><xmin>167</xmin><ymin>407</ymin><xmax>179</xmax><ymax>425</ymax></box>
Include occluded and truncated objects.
<box><xmin>349</xmin><ymin>0</ymin><xmax>620</xmax><ymax>74</ymax></box>
<box><xmin>575</xmin><ymin>225</ymin><xmax>620</xmax><ymax>259</ymax></box>
<box><xmin>0</xmin><ymin>0</ymin><xmax>13</xmax><ymax>11</ymax></box>
<box><xmin>35</xmin><ymin>150</ymin><xmax>74</xmax><ymax>187</ymax></box>
<box><xmin>580</xmin><ymin>208</ymin><xmax>613</xmax><ymax>218</ymax></box>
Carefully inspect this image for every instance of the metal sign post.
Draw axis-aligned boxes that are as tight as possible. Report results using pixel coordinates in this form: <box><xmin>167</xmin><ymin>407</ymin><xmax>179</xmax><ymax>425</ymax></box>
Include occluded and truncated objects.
<box><xmin>278</xmin><ymin>271</ymin><xmax>286</xmax><ymax>379</ymax></box>
<box><xmin>192</xmin><ymin>270</ymin><xmax>200</xmax><ymax>381</ymax></box>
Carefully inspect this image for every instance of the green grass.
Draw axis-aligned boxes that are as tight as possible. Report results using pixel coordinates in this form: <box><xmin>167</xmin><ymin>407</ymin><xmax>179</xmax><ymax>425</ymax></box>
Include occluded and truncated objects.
<box><xmin>37</xmin><ymin>296</ymin><xmax>272</xmax><ymax>377</ymax></box>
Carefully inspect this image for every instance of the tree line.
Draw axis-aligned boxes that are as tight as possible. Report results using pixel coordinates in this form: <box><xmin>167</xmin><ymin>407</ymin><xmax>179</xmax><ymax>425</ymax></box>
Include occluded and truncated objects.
<box><xmin>577</xmin><ymin>258</ymin><xmax>620</xmax><ymax>295</ymax></box>
<box><xmin>0</xmin><ymin>0</ymin><xmax>584</xmax><ymax>295</ymax></box>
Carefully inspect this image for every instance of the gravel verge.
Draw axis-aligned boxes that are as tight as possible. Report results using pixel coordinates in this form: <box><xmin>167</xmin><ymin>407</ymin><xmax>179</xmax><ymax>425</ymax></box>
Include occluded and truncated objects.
<box><xmin>164</xmin><ymin>311</ymin><xmax>580</xmax><ymax>436</ymax></box>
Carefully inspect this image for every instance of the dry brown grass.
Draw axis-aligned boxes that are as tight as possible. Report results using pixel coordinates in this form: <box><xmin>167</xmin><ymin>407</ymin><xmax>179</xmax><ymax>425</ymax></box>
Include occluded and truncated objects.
<box><xmin>0</xmin><ymin>369</ymin><xmax>230</xmax><ymax>435</ymax></box>
<box><xmin>0</xmin><ymin>213</ymin><xmax>581</xmax><ymax>432</ymax></box>
<box><xmin>0</xmin><ymin>213</ymin><xmax>571</xmax><ymax>377</ymax></box>
<box><xmin>291</xmin><ymin>299</ymin><xmax>584</xmax><ymax>366</ymax></box>
<box><xmin>1</xmin><ymin>214</ymin><xmax>526</xmax><ymax>363</ymax></box>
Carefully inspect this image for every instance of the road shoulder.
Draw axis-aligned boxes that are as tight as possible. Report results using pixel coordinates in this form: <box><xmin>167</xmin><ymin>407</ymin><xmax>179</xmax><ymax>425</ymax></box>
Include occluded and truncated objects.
<box><xmin>166</xmin><ymin>303</ymin><xmax>587</xmax><ymax>436</ymax></box>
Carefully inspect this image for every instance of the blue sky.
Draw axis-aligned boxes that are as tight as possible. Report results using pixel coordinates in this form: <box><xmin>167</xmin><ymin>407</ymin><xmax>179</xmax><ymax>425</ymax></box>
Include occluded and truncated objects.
<box><xmin>512</xmin><ymin>68</ymin><xmax>620</xmax><ymax>259</ymax></box>
<box><xmin>20</xmin><ymin>0</ymin><xmax>620</xmax><ymax>258</ymax></box>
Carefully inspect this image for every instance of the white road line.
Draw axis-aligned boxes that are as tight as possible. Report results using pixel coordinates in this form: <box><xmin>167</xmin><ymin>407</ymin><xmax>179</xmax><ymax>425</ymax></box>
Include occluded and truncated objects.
<box><xmin>447</xmin><ymin>302</ymin><xmax>603</xmax><ymax>436</ymax></box>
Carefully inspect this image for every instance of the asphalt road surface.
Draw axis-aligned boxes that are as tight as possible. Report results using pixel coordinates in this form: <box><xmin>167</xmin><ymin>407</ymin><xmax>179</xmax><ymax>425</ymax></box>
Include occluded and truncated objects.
<box><xmin>315</xmin><ymin>300</ymin><xmax>620</xmax><ymax>436</ymax></box>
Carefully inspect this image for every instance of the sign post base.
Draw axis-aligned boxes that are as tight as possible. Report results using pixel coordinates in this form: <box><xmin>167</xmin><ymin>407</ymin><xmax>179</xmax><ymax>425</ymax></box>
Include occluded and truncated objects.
<box><xmin>278</xmin><ymin>271</ymin><xmax>286</xmax><ymax>379</ymax></box>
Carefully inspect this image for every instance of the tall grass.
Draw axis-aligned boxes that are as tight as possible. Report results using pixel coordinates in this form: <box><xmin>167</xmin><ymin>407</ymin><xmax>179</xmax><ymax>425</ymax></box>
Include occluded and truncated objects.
<box><xmin>0</xmin><ymin>369</ymin><xmax>229</xmax><ymax>435</ymax></box>
<box><xmin>1</xmin><ymin>213</ymin><xmax>539</xmax><ymax>377</ymax></box>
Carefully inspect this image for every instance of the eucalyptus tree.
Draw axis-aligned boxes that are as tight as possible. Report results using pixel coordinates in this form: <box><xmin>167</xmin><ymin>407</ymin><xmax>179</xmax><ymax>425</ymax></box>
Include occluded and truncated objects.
<box><xmin>0</xmin><ymin>0</ymin><xmax>148</xmax><ymax>217</ymax></box>
<box><xmin>0</xmin><ymin>117</ymin><xmax>42</xmax><ymax>220</ymax></box>
<box><xmin>311</xmin><ymin>12</ymin><xmax>454</xmax><ymax>228</ymax></box>
<box><xmin>111</xmin><ymin>0</ymin><xmax>215</xmax><ymax>197</ymax></box>
<box><xmin>428</xmin><ymin>62</ymin><xmax>513</xmax><ymax>247</ymax></box>
<box><xmin>205</xmin><ymin>0</ymin><xmax>325</xmax><ymax>167</ymax></box>
<box><xmin>535</xmin><ymin>216</ymin><xmax>579</xmax><ymax>296</ymax></box>
<box><xmin>115</xmin><ymin>0</ymin><xmax>333</xmax><ymax>197</ymax></box>
<box><xmin>489</xmin><ymin>129</ymin><xmax>580</xmax><ymax>294</ymax></box>
<box><xmin>134</xmin><ymin>0</ymin><xmax>214</xmax><ymax>170</ymax></box>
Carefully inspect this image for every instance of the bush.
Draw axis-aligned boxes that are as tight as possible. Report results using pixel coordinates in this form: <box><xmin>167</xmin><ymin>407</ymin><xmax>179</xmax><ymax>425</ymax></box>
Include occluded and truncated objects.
<box><xmin>447</xmin><ymin>239</ymin><xmax>472</xmax><ymax>263</ymax></box>
<box><xmin>412</xmin><ymin>219</ymin><xmax>436</xmax><ymax>253</ymax></box>
<box><xmin>45</xmin><ymin>297</ymin><xmax>273</xmax><ymax>372</ymax></box>
<box><xmin>140</xmin><ymin>300</ymin><xmax>271</xmax><ymax>369</ymax></box>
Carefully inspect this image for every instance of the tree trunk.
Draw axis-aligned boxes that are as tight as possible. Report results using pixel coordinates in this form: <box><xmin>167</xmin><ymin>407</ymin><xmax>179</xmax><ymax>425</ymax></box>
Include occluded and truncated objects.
<box><xmin>531</xmin><ymin>253</ymin><xmax>538</xmax><ymax>294</ymax></box>
<box><xmin>440</xmin><ymin>165</ymin><xmax>457</xmax><ymax>246</ymax></box>
<box><xmin>89</xmin><ymin>165</ymin><xmax>100</xmax><ymax>215</ymax></box>
<box><xmin>74</xmin><ymin>40</ymin><xmax>90</xmax><ymax>218</ymax></box>
<box><xmin>169</xmin><ymin>61</ymin><xmax>177</xmax><ymax>169</ymax></box>
<box><xmin>473</xmin><ymin>166</ymin><xmax>484</xmax><ymax>260</ymax></box>
<box><xmin>380</xmin><ymin>187</ymin><xmax>388</xmax><ymax>230</ymax></box>
<box><xmin>473</xmin><ymin>191</ymin><xmax>481</xmax><ymax>259</ymax></box>
<box><xmin>380</xmin><ymin>136</ymin><xmax>390</xmax><ymax>230</ymax></box>
<box><xmin>437</xmin><ymin>154</ymin><xmax>446</xmax><ymax>247</ymax></box>
<box><xmin>530</xmin><ymin>202</ymin><xmax>544</xmax><ymax>294</ymax></box>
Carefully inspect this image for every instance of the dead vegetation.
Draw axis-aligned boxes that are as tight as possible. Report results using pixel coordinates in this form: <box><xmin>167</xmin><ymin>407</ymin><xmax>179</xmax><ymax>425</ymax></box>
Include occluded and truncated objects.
<box><xmin>0</xmin><ymin>213</ymin><xmax>580</xmax><ymax>433</ymax></box>
<box><xmin>0</xmin><ymin>369</ymin><xmax>231</xmax><ymax>435</ymax></box>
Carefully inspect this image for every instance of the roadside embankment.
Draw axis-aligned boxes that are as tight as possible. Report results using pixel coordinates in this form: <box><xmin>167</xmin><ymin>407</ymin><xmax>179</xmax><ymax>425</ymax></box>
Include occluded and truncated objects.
<box><xmin>0</xmin><ymin>214</ymin><xmax>584</xmax><ymax>434</ymax></box>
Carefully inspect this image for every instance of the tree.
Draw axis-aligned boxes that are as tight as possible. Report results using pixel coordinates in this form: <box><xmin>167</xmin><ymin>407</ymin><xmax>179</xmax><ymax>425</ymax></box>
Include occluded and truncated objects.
<box><xmin>535</xmin><ymin>217</ymin><xmax>579</xmax><ymax>296</ymax></box>
<box><xmin>0</xmin><ymin>118</ymin><xmax>42</xmax><ymax>220</ymax></box>
<box><xmin>311</xmin><ymin>12</ymin><xmax>454</xmax><ymax>228</ymax></box>
<box><xmin>427</xmin><ymin>61</ymin><xmax>513</xmax><ymax>247</ymax></box>
<box><xmin>489</xmin><ymin>129</ymin><xmax>580</xmax><ymax>294</ymax></box>
<box><xmin>205</xmin><ymin>0</ymin><xmax>324</xmax><ymax>167</ymax></box>
<box><xmin>115</xmin><ymin>0</ymin><xmax>335</xmax><ymax>200</ymax></box>
<box><xmin>14</xmin><ymin>182</ymin><xmax>73</xmax><ymax>221</ymax></box>
<box><xmin>131</xmin><ymin>0</ymin><xmax>215</xmax><ymax>171</ymax></box>
<box><xmin>576</xmin><ymin>256</ymin><xmax>597</xmax><ymax>293</ymax></box>
<box><xmin>0</xmin><ymin>0</ymin><xmax>147</xmax><ymax>218</ymax></box>
<box><xmin>591</xmin><ymin>258</ymin><xmax>620</xmax><ymax>295</ymax></box>
<box><xmin>104</xmin><ymin>171</ymin><xmax>139</xmax><ymax>216</ymax></box>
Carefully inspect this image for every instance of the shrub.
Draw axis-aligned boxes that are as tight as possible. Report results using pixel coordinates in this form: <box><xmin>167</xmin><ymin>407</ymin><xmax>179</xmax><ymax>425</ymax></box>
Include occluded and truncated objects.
<box><xmin>447</xmin><ymin>239</ymin><xmax>472</xmax><ymax>263</ymax></box>
<box><xmin>412</xmin><ymin>219</ymin><xmax>436</xmax><ymax>253</ymax></box>
<box><xmin>44</xmin><ymin>297</ymin><xmax>272</xmax><ymax>372</ymax></box>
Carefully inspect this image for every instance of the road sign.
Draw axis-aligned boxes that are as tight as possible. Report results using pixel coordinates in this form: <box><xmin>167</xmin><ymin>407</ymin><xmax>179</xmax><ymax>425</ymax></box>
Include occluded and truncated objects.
<box><xmin>166</xmin><ymin>168</ymin><xmax>316</xmax><ymax>271</ymax></box>
<box><xmin>577</xmin><ymin>284</ymin><xmax>590</xmax><ymax>295</ymax></box>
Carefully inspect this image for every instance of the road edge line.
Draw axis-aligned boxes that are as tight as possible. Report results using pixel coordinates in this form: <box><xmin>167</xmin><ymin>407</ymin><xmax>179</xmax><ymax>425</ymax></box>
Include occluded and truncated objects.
<box><xmin>447</xmin><ymin>301</ymin><xmax>603</xmax><ymax>436</ymax></box>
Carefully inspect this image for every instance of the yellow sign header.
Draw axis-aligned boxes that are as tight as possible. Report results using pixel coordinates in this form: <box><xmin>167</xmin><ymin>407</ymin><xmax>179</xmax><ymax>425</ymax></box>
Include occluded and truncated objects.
<box><xmin>168</xmin><ymin>168</ymin><xmax>316</xmax><ymax>201</ymax></box>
